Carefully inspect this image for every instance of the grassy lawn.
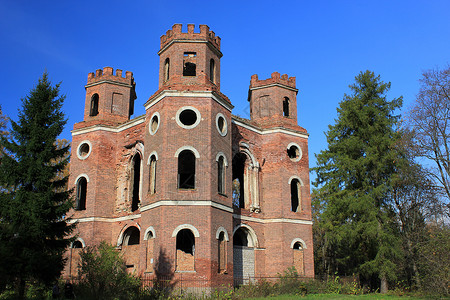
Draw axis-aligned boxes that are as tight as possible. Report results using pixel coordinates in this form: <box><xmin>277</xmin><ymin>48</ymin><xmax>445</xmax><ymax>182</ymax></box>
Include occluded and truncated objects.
<box><xmin>246</xmin><ymin>294</ymin><xmax>444</xmax><ymax>300</ymax></box>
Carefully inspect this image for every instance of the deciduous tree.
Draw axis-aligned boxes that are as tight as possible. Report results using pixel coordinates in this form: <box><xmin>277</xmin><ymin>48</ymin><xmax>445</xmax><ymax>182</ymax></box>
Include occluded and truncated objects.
<box><xmin>0</xmin><ymin>73</ymin><xmax>74</xmax><ymax>298</ymax></box>
<box><xmin>407</xmin><ymin>65</ymin><xmax>450</xmax><ymax>217</ymax></box>
<box><xmin>312</xmin><ymin>71</ymin><xmax>403</xmax><ymax>293</ymax></box>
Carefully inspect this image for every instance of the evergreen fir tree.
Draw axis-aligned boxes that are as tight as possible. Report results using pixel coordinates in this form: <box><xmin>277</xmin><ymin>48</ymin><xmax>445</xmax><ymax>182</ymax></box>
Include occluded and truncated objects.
<box><xmin>0</xmin><ymin>73</ymin><xmax>74</xmax><ymax>298</ymax></box>
<box><xmin>312</xmin><ymin>71</ymin><xmax>403</xmax><ymax>292</ymax></box>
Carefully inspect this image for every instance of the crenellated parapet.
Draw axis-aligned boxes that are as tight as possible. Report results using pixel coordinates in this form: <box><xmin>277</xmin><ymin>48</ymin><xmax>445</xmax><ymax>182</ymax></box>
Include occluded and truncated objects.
<box><xmin>250</xmin><ymin>72</ymin><xmax>296</xmax><ymax>89</ymax></box>
<box><xmin>160</xmin><ymin>24</ymin><xmax>221</xmax><ymax>51</ymax></box>
<box><xmin>87</xmin><ymin>67</ymin><xmax>134</xmax><ymax>86</ymax></box>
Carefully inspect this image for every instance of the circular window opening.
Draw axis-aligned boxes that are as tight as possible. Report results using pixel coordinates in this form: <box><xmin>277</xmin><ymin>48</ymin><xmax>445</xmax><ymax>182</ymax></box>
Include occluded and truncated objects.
<box><xmin>216</xmin><ymin>113</ymin><xmax>228</xmax><ymax>136</ymax></box>
<box><xmin>149</xmin><ymin>113</ymin><xmax>160</xmax><ymax>135</ymax></box>
<box><xmin>77</xmin><ymin>141</ymin><xmax>92</xmax><ymax>160</ymax></box>
<box><xmin>287</xmin><ymin>145</ymin><xmax>300</xmax><ymax>161</ymax></box>
<box><xmin>179</xmin><ymin>109</ymin><xmax>197</xmax><ymax>126</ymax></box>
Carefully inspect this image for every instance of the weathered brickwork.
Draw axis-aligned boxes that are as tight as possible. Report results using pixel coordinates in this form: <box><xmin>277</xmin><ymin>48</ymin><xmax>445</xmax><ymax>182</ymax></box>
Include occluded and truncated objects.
<box><xmin>64</xmin><ymin>24</ymin><xmax>314</xmax><ymax>286</ymax></box>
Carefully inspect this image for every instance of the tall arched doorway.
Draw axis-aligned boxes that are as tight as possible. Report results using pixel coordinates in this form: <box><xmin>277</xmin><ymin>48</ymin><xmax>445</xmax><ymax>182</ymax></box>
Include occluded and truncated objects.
<box><xmin>233</xmin><ymin>226</ymin><xmax>257</xmax><ymax>284</ymax></box>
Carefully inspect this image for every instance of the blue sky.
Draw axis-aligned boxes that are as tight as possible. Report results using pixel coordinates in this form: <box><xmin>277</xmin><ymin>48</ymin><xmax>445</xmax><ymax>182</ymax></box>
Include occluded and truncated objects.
<box><xmin>0</xmin><ymin>0</ymin><xmax>449</xmax><ymax>175</ymax></box>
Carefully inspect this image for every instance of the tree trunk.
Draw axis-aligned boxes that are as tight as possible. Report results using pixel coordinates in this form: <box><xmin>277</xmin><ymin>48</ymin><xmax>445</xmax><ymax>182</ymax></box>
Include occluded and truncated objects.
<box><xmin>16</xmin><ymin>278</ymin><xmax>25</xmax><ymax>300</ymax></box>
<box><xmin>380</xmin><ymin>274</ymin><xmax>388</xmax><ymax>294</ymax></box>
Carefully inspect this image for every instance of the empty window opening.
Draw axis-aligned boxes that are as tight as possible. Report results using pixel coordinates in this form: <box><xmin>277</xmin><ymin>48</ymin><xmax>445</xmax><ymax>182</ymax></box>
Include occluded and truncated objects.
<box><xmin>150</xmin><ymin>114</ymin><xmax>159</xmax><ymax>134</ymax></box>
<box><xmin>283</xmin><ymin>97</ymin><xmax>290</xmax><ymax>117</ymax></box>
<box><xmin>176</xmin><ymin>229</ymin><xmax>195</xmax><ymax>271</ymax></box>
<box><xmin>179</xmin><ymin>109</ymin><xmax>197</xmax><ymax>126</ymax></box>
<box><xmin>123</xmin><ymin>226</ymin><xmax>140</xmax><ymax>245</ymax></box>
<box><xmin>183</xmin><ymin>52</ymin><xmax>197</xmax><ymax>76</ymax></box>
<box><xmin>76</xmin><ymin>177</ymin><xmax>87</xmax><ymax>210</ymax></box>
<box><xmin>210</xmin><ymin>59</ymin><xmax>216</xmax><ymax>83</ymax></box>
<box><xmin>218</xmin><ymin>232</ymin><xmax>226</xmax><ymax>273</ymax></box>
<box><xmin>149</xmin><ymin>155</ymin><xmax>157</xmax><ymax>194</ymax></box>
<box><xmin>131</xmin><ymin>154</ymin><xmax>142</xmax><ymax>211</ymax></box>
<box><xmin>72</xmin><ymin>241</ymin><xmax>83</xmax><ymax>248</ymax></box>
<box><xmin>78</xmin><ymin>143</ymin><xmax>90</xmax><ymax>158</ymax></box>
<box><xmin>164</xmin><ymin>58</ymin><xmax>170</xmax><ymax>82</ymax></box>
<box><xmin>89</xmin><ymin>94</ymin><xmax>99</xmax><ymax>116</ymax></box>
<box><xmin>218</xmin><ymin>156</ymin><xmax>225</xmax><ymax>194</ymax></box>
<box><xmin>232</xmin><ymin>153</ymin><xmax>247</xmax><ymax>208</ymax></box>
<box><xmin>287</xmin><ymin>145</ymin><xmax>300</xmax><ymax>160</ymax></box>
<box><xmin>291</xmin><ymin>179</ymin><xmax>301</xmax><ymax>212</ymax></box>
<box><xmin>233</xmin><ymin>228</ymin><xmax>249</xmax><ymax>247</ymax></box>
<box><xmin>178</xmin><ymin>150</ymin><xmax>196</xmax><ymax>189</ymax></box>
<box><xmin>217</xmin><ymin>116</ymin><xmax>225</xmax><ymax>134</ymax></box>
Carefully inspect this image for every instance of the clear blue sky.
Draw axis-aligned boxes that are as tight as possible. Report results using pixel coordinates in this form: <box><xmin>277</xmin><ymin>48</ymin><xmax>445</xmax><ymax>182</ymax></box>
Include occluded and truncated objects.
<box><xmin>0</xmin><ymin>0</ymin><xmax>449</xmax><ymax>174</ymax></box>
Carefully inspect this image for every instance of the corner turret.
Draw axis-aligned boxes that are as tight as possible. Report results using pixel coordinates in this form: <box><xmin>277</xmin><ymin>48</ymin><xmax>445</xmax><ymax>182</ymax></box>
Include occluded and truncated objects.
<box><xmin>248</xmin><ymin>72</ymin><xmax>299</xmax><ymax>128</ymax></box>
<box><xmin>83</xmin><ymin>67</ymin><xmax>137</xmax><ymax>125</ymax></box>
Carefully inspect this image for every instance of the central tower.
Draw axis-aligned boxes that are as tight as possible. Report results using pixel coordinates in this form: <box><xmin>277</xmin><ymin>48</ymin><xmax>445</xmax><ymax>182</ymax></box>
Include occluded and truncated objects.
<box><xmin>141</xmin><ymin>24</ymin><xmax>234</xmax><ymax>284</ymax></box>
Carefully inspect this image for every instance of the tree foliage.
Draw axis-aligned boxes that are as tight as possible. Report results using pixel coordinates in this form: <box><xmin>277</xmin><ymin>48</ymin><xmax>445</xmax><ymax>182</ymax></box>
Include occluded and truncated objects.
<box><xmin>0</xmin><ymin>73</ymin><xmax>74</xmax><ymax>298</ymax></box>
<box><xmin>312</xmin><ymin>71</ymin><xmax>403</xmax><ymax>292</ymax></box>
<box><xmin>407</xmin><ymin>65</ymin><xmax>450</xmax><ymax>217</ymax></box>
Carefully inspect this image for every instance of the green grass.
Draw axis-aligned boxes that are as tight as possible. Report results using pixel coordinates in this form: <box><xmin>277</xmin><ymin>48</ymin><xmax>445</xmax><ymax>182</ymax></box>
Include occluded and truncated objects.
<box><xmin>246</xmin><ymin>294</ymin><xmax>445</xmax><ymax>300</ymax></box>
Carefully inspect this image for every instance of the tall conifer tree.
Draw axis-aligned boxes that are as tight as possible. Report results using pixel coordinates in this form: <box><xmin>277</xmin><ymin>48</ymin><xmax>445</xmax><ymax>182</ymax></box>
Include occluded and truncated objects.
<box><xmin>0</xmin><ymin>73</ymin><xmax>74</xmax><ymax>297</ymax></box>
<box><xmin>312</xmin><ymin>71</ymin><xmax>403</xmax><ymax>292</ymax></box>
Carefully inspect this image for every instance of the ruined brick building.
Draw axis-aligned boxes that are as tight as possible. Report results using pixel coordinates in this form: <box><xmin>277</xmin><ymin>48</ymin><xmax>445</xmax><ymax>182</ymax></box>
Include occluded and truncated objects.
<box><xmin>65</xmin><ymin>24</ymin><xmax>314</xmax><ymax>286</ymax></box>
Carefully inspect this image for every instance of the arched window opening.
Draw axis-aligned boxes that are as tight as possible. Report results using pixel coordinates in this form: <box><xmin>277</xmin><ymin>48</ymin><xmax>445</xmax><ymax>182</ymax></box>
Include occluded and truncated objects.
<box><xmin>146</xmin><ymin>231</ymin><xmax>154</xmax><ymax>272</ymax></box>
<box><xmin>149</xmin><ymin>155</ymin><xmax>157</xmax><ymax>194</ymax></box>
<box><xmin>76</xmin><ymin>177</ymin><xmax>87</xmax><ymax>211</ymax></box>
<box><xmin>232</xmin><ymin>153</ymin><xmax>247</xmax><ymax>208</ymax></box>
<box><xmin>293</xmin><ymin>241</ymin><xmax>305</xmax><ymax>275</ymax></box>
<box><xmin>210</xmin><ymin>59</ymin><xmax>216</xmax><ymax>83</ymax></box>
<box><xmin>123</xmin><ymin>226</ymin><xmax>140</xmax><ymax>246</ymax></box>
<box><xmin>218</xmin><ymin>156</ymin><xmax>225</xmax><ymax>194</ymax></box>
<box><xmin>164</xmin><ymin>58</ymin><xmax>170</xmax><ymax>82</ymax></box>
<box><xmin>291</xmin><ymin>179</ymin><xmax>301</xmax><ymax>212</ymax></box>
<box><xmin>233</xmin><ymin>228</ymin><xmax>249</xmax><ymax>247</ymax></box>
<box><xmin>176</xmin><ymin>229</ymin><xmax>195</xmax><ymax>271</ymax></box>
<box><xmin>131</xmin><ymin>154</ymin><xmax>142</xmax><ymax>211</ymax></box>
<box><xmin>178</xmin><ymin>150</ymin><xmax>196</xmax><ymax>189</ymax></box>
<box><xmin>183</xmin><ymin>52</ymin><xmax>197</xmax><ymax>76</ymax></box>
<box><xmin>89</xmin><ymin>94</ymin><xmax>99</xmax><ymax>116</ymax></box>
<box><xmin>218</xmin><ymin>231</ymin><xmax>226</xmax><ymax>273</ymax></box>
<box><xmin>283</xmin><ymin>97</ymin><xmax>290</xmax><ymax>117</ymax></box>
<box><xmin>72</xmin><ymin>241</ymin><xmax>83</xmax><ymax>248</ymax></box>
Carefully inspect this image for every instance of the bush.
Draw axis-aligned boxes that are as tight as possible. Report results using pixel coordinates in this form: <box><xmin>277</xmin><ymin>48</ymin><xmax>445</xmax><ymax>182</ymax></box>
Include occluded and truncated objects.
<box><xmin>76</xmin><ymin>242</ymin><xmax>141</xmax><ymax>300</ymax></box>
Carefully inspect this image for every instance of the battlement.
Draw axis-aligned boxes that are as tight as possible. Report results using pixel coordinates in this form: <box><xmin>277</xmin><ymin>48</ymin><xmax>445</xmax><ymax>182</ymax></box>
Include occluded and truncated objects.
<box><xmin>160</xmin><ymin>24</ymin><xmax>221</xmax><ymax>50</ymax></box>
<box><xmin>250</xmin><ymin>72</ymin><xmax>296</xmax><ymax>89</ymax></box>
<box><xmin>87</xmin><ymin>67</ymin><xmax>134</xmax><ymax>85</ymax></box>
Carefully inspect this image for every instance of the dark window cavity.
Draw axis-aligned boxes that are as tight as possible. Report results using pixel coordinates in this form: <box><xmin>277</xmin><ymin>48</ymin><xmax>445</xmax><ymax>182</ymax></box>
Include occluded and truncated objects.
<box><xmin>76</xmin><ymin>177</ymin><xmax>87</xmax><ymax>211</ymax></box>
<box><xmin>90</xmin><ymin>94</ymin><xmax>99</xmax><ymax>116</ymax></box>
<box><xmin>178</xmin><ymin>150</ymin><xmax>196</xmax><ymax>189</ymax></box>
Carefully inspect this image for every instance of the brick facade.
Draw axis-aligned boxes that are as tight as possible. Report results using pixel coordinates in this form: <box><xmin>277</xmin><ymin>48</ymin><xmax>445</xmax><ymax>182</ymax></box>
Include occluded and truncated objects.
<box><xmin>64</xmin><ymin>24</ymin><xmax>314</xmax><ymax>286</ymax></box>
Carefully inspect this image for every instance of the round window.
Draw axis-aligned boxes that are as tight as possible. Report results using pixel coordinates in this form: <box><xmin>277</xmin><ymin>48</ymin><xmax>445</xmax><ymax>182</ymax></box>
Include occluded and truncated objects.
<box><xmin>287</xmin><ymin>143</ymin><xmax>302</xmax><ymax>162</ymax></box>
<box><xmin>77</xmin><ymin>141</ymin><xmax>92</xmax><ymax>160</ymax></box>
<box><xmin>149</xmin><ymin>112</ymin><xmax>160</xmax><ymax>135</ymax></box>
<box><xmin>216</xmin><ymin>113</ymin><xmax>228</xmax><ymax>136</ymax></box>
<box><xmin>176</xmin><ymin>106</ymin><xmax>201</xmax><ymax>129</ymax></box>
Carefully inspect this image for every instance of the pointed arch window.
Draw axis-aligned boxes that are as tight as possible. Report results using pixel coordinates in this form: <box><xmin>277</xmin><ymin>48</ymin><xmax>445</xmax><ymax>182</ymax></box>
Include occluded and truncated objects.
<box><xmin>131</xmin><ymin>153</ymin><xmax>142</xmax><ymax>211</ymax></box>
<box><xmin>76</xmin><ymin>177</ymin><xmax>87</xmax><ymax>210</ymax></box>
<box><xmin>292</xmin><ymin>241</ymin><xmax>305</xmax><ymax>275</ymax></box>
<box><xmin>178</xmin><ymin>150</ymin><xmax>196</xmax><ymax>189</ymax></box>
<box><xmin>90</xmin><ymin>94</ymin><xmax>99</xmax><ymax>116</ymax></box>
<box><xmin>283</xmin><ymin>97</ymin><xmax>290</xmax><ymax>117</ymax></box>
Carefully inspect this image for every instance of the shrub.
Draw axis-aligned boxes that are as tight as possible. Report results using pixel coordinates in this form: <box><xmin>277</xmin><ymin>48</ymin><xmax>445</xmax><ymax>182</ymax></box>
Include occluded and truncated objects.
<box><xmin>76</xmin><ymin>242</ymin><xmax>141</xmax><ymax>300</ymax></box>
